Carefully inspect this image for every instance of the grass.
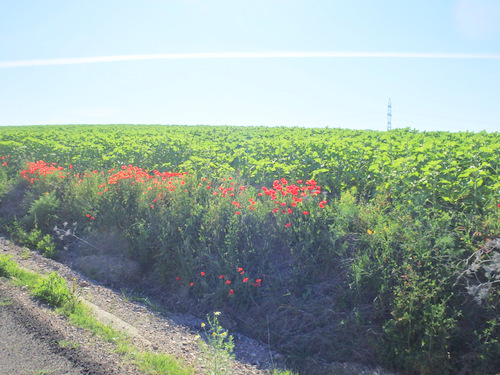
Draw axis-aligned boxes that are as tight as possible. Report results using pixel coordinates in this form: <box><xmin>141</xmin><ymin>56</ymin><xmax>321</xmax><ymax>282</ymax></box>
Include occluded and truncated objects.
<box><xmin>57</xmin><ymin>339</ymin><xmax>80</xmax><ymax>349</ymax></box>
<box><xmin>0</xmin><ymin>254</ymin><xmax>194</xmax><ymax>375</ymax></box>
<box><xmin>0</xmin><ymin>254</ymin><xmax>295</xmax><ymax>375</ymax></box>
<box><xmin>0</xmin><ymin>296</ymin><xmax>13</xmax><ymax>306</ymax></box>
<box><xmin>135</xmin><ymin>352</ymin><xmax>195</xmax><ymax>375</ymax></box>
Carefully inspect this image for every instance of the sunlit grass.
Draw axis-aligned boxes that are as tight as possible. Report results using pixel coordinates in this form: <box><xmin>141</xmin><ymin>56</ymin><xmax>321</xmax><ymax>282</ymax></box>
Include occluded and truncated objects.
<box><xmin>0</xmin><ymin>254</ymin><xmax>195</xmax><ymax>375</ymax></box>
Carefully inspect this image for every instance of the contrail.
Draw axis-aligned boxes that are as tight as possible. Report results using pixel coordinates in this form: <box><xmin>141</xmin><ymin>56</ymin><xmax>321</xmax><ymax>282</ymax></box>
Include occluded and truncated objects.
<box><xmin>2</xmin><ymin>51</ymin><xmax>500</xmax><ymax>68</ymax></box>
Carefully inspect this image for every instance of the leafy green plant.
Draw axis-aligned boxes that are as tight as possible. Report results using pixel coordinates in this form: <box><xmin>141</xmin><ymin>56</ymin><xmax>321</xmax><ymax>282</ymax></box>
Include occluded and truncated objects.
<box><xmin>196</xmin><ymin>312</ymin><xmax>235</xmax><ymax>375</ymax></box>
<box><xmin>33</xmin><ymin>271</ymin><xmax>71</xmax><ymax>307</ymax></box>
<box><xmin>37</xmin><ymin>233</ymin><xmax>57</xmax><ymax>258</ymax></box>
<box><xmin>28</xmin><ymin>191</ymin><xmax>60</xmax><ymax>231</ymax></box>
<box><xmin>2</xmin><ymin>125</ymin><xmax>500</xmax><ymax>374</ymax></box>
<box><xmin>0</xmin><ymin>254</ymin><xmax>19</xmax><ymax>278</ymax></box>
<box><xmin>26</xmin><ymin>227</ymin><xmax>43</xmax><ymax>247</ymax></box>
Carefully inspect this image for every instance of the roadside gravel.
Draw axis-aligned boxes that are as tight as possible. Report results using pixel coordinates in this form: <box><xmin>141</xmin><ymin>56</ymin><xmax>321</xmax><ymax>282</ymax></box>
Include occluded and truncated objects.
<box><xmin>0</xmin><ymin>300</ymin><xmax>83</xmax><ymax>375</ymax></box>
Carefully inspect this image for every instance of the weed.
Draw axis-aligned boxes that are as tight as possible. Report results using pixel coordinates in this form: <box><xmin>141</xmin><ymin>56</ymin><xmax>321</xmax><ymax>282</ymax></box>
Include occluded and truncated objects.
<box><xmin>33</xmin><ymin>271</ymin><xmax>71</xmax><ymax>307</ymax></box>
<box><xmin>196</xmin><ymin>311</ymin><xmax>234</xmax><ymax>375</ymax></box>
<box><xmin>57</xmin><ymin>339</ymin><xmax>80</xmax><ymax>349</ymax></box>
<box><xmin>37</xmin><ymin>233</ymin><xmax>57</xmax><ymax>258</ymax></box>
<box><xmin>27</xmin><ymin>191</ymin><xmax>60</xmax><ymax>232</ymax></box>
<box><xmin>135</xmin><ymin>352</ymin><xmax>194</xmax><ymax>375</ymax></box>
<box><xmin>0</xmin><ymin>296</ymin><xmax>13</xmax><ymax>306</ymax></box>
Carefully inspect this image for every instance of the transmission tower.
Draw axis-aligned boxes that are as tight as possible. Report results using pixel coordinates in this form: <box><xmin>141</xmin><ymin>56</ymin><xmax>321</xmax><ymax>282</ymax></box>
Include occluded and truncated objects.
<box><xmin>387</xmin><ymin>98</ymin><xmax>392</xmax><ymax>131</ymax></box>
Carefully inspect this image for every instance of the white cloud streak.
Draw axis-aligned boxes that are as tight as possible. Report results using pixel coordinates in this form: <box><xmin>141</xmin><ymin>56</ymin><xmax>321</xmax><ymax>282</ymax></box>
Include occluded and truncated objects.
<box><xmin>2</xmin><ymin>51</ymin><xmax>500</xmax><ymax>68</ymax></box>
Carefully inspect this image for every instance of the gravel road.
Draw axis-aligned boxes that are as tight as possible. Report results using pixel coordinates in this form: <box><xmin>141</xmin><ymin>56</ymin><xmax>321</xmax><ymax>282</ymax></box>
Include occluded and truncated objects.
<box><xmin>0</xmin><ymin>297</ymin><xmax>84</xmax><ymax>375</ymax></box>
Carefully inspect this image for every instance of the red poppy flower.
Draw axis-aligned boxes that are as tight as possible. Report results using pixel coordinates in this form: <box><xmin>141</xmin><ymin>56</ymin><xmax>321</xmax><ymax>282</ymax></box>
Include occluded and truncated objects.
<box><xmin>219</xmin><ymin>275</ymin><xmax>225</xmax><ymax>279</ymax></box>
<box><xmin>285</xmin><ymin>223</ymin><xmax>291</xmax><ymax>227</ymax></box>
<box><xmin>252</xmin><ymin>279</ymin><xmax>262</xmax><ymax>287</ymax></box>
<box><xmin>200</xmin><ymin>272</ymin><xmax>205</xmax><ymax>276</ymax></box>
<box><xmin>303</xmin><ymin>211</ymin><xmax>309</xmax><ymax>215</ymax></box>
<box><xmin>229</xmin><ymin>289</ymin><xmax>234</xmax><ymax>295</ymax></box>
<box><xmin>243</xmin><ymin>278</ymin><xmax>248</xmax><ymax>283</ymax></box>
<box><xmin>225</xmin><ymin>280</ymin><xmax>231</xmax><ymax>284</ymax></box>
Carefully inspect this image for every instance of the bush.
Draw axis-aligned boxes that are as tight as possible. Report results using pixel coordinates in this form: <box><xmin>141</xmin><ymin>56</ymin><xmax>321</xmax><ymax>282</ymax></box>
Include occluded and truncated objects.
<box><xmin>27</xmin><ymin>191</ymin><xmax>60</xmax><ymax>232</ymax></box>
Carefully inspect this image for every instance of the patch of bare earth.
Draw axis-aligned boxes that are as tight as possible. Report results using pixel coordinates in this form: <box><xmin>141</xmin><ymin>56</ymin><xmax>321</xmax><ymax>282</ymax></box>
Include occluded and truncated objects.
<box><xmin>0</xmin><ymin>236</ymin><xmax>397</xmax><ymax>375</ymax></box>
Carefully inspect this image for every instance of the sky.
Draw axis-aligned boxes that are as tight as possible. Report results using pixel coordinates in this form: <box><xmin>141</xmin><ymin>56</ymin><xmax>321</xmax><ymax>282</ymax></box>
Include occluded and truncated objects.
<box><xmin>1</xmin><ymin>0</ymin><xmax>499</xmax><ymax>132</ymax></box>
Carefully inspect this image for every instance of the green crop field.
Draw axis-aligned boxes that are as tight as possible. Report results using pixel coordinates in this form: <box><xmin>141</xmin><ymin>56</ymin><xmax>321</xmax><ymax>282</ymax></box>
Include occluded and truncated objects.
<box><xmin>0</xmin><ymin>125</ymin><xmax>499</xmax><ymax>375</ymax></box>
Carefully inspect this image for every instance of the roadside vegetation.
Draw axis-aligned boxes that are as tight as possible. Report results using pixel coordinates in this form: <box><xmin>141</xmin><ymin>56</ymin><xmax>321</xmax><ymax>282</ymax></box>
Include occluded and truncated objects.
<box><xmin>0</xmin><ymin>254</ymin><xmax>195</xmax><ymax>375</ymax></box>
<box><xmin>0</xmin><ymin>125</ymin><xmax>499</xmax><ymax>374</ymax></box>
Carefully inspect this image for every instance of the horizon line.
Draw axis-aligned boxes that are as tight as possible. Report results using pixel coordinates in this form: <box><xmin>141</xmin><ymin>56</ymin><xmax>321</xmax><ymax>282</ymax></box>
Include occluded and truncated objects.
<box><xmin>2</xmin><ymin>51</ymin><xmax>500</xmax><ymax>68</ymax></box>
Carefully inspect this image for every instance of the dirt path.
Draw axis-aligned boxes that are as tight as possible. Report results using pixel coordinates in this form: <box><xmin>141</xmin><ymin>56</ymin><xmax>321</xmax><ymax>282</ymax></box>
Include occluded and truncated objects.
<box><xmin>0</xmin><ymin>281</ymin><xmax>135</xmax><ymax>374</ymax></box>
<box><xmin>0</xmin><ymin>299</ymin><xmax>84</xmax><ymax>375</ymax></box>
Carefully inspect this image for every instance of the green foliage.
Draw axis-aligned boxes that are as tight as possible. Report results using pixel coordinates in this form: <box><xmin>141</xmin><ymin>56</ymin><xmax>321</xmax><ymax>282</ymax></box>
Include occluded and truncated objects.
<box><xmin>26</xmin><ymin>227</ymin><xmax>43</xmax><ymax>248</ymax></box>
<box><xmin>4</xmin><ymin>218</ymin><xmax>58</xmax><ymax>258</ymax></box>
<box><xmin>270</xmin><ymin>370</ymin><xmax>298</xmax><ymax>375</ymax></box>
<box><xmin>33</xmin><ymin>271</ymin><xmax>71</xmax><ymax>307</ymax></box>
<box><xmin>5</xmin><ymin>216</ymin><xmax>32</xmax><ymax>245</ymax></box>
<box><xmin>1</xmin><ymin>125</ymin><xmax>499</xmax><ymax>374</ymax></box>
<box><xmin>37</xmin><ymin>234</ymin><xmax>57</xmax><ymax>258</ymax></box>
<box><xmin>28</xmin><ymin>191</ymin><xmax>60</xmax><ymax>231</ymax></box>
<box><xmin>197</xmin><ymin>312</ymin><xmax>235</xmax><ymax>375</ymax></box>
<box><xmin>0</xmin><ymin>254</ymin><xmax>19</xmax><ymax>278</ymax></box>
<box><xmin>135</xmin><ymin>352</ymin><xmax>195</xmax><ymax>375</ymax></box>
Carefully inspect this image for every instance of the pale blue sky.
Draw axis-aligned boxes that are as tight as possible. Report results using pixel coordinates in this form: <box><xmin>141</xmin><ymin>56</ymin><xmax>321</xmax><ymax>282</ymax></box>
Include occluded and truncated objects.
<box><xmin>1</xmin><ymin>0</ymin><xmax>499</xmax><ymax>132</ymax></box>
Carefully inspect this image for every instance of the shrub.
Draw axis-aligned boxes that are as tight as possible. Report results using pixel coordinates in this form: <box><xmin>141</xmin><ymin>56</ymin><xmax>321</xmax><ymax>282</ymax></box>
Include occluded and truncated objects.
<box><xmin>27</xmin><ymin>191</ymin><xmax>60</xmax><ymax>232</ymax></box>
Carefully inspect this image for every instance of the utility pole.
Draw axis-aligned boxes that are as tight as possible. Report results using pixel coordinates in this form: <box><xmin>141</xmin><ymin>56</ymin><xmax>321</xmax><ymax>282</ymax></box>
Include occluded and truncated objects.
<box><xmin>387</xmin><ymin>98</ymin><xmax>392</xmax><ymax>131</ymax></box>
